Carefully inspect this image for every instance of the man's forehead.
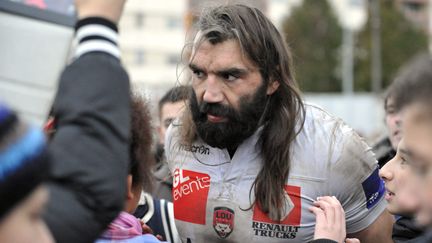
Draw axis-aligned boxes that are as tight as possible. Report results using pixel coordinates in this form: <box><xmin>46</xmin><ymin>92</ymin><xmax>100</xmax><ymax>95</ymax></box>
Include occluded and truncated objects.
<box><xmin>189</xmin><ymin>39</ymin><xmax>257</xmax><ymax>72</ymax></box>
<box><xmin>161</xmin><ymin>101</ymin><xmax>185</xmax><ymax>118</ymax></box>
<box><xmin>191</xmin><ymin>39</ymin><xmax>238</xmax><ymax>57</ymax></box>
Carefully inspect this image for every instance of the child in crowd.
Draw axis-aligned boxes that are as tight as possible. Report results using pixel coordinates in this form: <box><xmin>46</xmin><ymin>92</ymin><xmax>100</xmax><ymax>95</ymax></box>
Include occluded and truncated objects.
<box><xmin>95</xmin><ymin>94</ymin><xmax>164</xmax><ymax>243</ymax></box>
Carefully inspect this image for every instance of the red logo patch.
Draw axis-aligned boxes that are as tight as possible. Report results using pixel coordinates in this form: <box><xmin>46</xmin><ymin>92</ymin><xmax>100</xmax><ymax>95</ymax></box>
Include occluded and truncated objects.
<box><xmin>213</xmin><ymin>207</ymin><xmax>235</xmax><ymax>238</ymax></box>
<box><xmin>172</xmin><ymin>169</ymin><xmax>211</xmax><ymax>225</ymax></box>
<box><xmin>252</xmin><ymin>185</ymin><xmax>301</xmax><ymax>225</ymax></box>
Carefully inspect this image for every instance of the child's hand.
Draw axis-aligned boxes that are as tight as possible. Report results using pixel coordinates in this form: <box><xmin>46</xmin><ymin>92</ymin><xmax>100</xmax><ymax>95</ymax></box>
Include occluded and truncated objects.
<box><xmin>140</xmin><ymin>221</ymin><xmax>164</xmax><ymax>241</ymax></box>
<box><xmin>309</xmin><ymin>196</ymin><xmax>347</xmax><ymax>243</ymax></box>
<box><xmin>139</xmin><ymin>220</ymin><xmax>153</xmax><ymax>234</ymax></box>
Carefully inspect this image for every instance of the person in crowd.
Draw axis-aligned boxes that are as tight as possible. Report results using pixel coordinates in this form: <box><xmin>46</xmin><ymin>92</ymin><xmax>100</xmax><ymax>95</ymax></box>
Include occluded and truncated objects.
<box><xmin>137</xmin><ymin>86</ymin><xmax>190</xmax><ymax>242</ymax></box>
<box><xmin>124</xmin><ymin>93</ymin><xmax>181</xmax><ymax>243</ymax></box>
<box><xmin>0</xmin><ymin>105</ymin><xmax>54</xmax><ymax>243</ymax></box>
<box><xmin>40</xmin><ymin>0</ymin><xmax>132</xmax><ymax>242</ymax></box>
<box><xmin>376</xmin><ymin>54</ymin><xmax>432</xmax><ymax>242</ymax></box>
<box><xmin>391</xmin><ymin>53</ymin><xmax>432</xmax><ymax>242</ymax></box>
<box><xmin>309</xmin><ymin>53</ymin><xmax>432</xmax><ymax>243</ymax></box>
<box><xmin>373</xmin><ymin>84</ymin><xmax>403</xmax><ymax>168</ymax></box>
<box><xmin>164</xmin><ymin>4</ymin><xmax>392</xmax><ymax>242</ymax></box>
<box><xmin>309</xmin><ymin>139</ymin><xmax>427</xmax><ymax>243</ymax></box>
<box><xmin>96</xmin><ymin>94</ymin><xmax>163</xmax><ymax>243</ymax></box>
<box><xmin>379</xmin><ymin>138</ymin><xmax>425</xmax><ymax>242</ymax></box>
<box><xmin>153</xmin><ymin>85</ymin><xmax>190</xmax><ymax>201</ymax></box>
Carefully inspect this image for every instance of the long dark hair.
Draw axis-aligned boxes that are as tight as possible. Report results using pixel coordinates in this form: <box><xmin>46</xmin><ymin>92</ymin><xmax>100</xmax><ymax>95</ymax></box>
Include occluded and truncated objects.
<box><xmin>181</xmin><ymin>4</ymin><xmax>305</xmax><ymax>221</ymax></box>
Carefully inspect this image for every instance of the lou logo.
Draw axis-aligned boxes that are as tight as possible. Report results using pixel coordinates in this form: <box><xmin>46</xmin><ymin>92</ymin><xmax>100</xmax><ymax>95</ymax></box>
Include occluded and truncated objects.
<box><xmin>213</xmin><ymin>207</ymin><xmax>235</xmax><ymax>239</ymax></box>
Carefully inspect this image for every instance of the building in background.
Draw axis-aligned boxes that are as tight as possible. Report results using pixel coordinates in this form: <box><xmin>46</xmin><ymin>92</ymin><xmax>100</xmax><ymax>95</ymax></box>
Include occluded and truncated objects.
<box><xmin>187</xmin><ymin>0</ymin><xmax>267</xmax><ymax>26</ymax></box>
<box><xmin>185</xmin><ymin>0</ymin><xmax>301</xmax><ymax>35</ymax></box>
<box><xmin>119</xmin><ymin>0</ymin><xmax>187</xmax><ymax>100</ymax></box>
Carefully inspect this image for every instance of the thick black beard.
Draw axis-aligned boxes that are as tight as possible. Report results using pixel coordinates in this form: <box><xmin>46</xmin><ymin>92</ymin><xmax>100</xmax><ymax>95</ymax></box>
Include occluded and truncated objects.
<box><xmin>189</xmin><ymin>84</ymin><xmax>268</xmax><ymax>149</ymax></box>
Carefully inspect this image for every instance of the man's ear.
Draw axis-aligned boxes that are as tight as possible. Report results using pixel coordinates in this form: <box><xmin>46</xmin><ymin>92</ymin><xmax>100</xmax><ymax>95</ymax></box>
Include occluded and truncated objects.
<box><xmin>267</xmin><ymin>81</ymin><xmax>280</xmax><ymax>95</ymax></box>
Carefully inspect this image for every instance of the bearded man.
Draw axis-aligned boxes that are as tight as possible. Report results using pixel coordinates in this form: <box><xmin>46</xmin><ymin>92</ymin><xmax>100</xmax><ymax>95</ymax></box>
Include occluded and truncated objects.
<box><xmin>165</xmin><ymin>4</ymin><xmax>393</xmax><ymax>243</ymax></box>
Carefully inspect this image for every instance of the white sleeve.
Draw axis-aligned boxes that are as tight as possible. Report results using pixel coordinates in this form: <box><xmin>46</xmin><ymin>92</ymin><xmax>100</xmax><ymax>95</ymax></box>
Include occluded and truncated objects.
<box><xmin>163</xmin><ymin>120</ymin><xmax>178</xmax><ymax>173</ymax></box>
<box><xmin>328</xmin><ymin>126</ymin><xmax>386</xmax><ymax>234</ymax></box>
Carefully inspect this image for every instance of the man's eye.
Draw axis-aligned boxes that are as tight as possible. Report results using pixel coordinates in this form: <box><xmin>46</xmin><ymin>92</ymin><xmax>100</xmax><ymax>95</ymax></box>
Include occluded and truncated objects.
<box><xmin>223</xmin><ymin>74</ymin><xmax>237</xmax><ymax>81</ymax></box>
<box><xmin>193</xmin><ymin>70</ymin><xmax>204</xmax><ymax>79</ymax></box>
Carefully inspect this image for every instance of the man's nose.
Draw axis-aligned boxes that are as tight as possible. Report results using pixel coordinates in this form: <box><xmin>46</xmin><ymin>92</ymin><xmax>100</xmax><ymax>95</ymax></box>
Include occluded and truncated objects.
<box><xmin>203</xmin><ymin>75</ymin><xmax>224</xmax><ymax>103</ymax></box>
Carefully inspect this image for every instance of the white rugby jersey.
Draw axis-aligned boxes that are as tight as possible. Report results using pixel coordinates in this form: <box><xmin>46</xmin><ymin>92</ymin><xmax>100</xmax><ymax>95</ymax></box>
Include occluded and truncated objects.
<box><xmin>165</xmin><ymin>104</ymin><xmax>386</xmax><ymax>242</ymax></box>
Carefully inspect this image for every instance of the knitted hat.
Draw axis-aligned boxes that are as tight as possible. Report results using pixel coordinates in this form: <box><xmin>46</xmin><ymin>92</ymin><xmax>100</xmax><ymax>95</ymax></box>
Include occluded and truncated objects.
<box><xmin>0</xmin><ymin>103</ymin><xmax>50</xmax><ymax>220</ymax></box>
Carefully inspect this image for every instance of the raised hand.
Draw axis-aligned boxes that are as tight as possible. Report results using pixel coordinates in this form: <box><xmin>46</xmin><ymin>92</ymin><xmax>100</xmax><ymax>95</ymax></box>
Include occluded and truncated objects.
<box><xmin>74</xmin><ymin>0</ymin><xmax>127</xmax><ymax>23</ymax></box>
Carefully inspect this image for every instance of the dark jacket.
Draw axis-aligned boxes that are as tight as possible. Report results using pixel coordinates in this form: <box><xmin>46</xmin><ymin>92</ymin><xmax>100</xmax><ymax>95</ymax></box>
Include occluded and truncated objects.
<box><xmin>43</xmin><ymin>46</ymin><xmax>130</xmax><ymax>241</ymax></box>
<box><xmin>393</xmin><ymin>216</ymin><xmax>426</xmax><ymax>243</ymax></box>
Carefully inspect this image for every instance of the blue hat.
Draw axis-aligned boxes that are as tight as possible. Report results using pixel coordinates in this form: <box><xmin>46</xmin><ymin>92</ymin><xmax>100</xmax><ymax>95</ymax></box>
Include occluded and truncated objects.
<box><xmin>0</xmin><ymin>103</ymin><xmax>50</xmax><ymax>219</ymax></box>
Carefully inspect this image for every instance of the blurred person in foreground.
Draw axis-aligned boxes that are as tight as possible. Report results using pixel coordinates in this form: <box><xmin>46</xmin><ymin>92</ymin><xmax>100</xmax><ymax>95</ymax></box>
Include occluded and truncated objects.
<box><xmin>310</xmin><ymin>139</ymin><xmax>427</xmax><ymax>243</ymax></box>
<box><xmin>45</xmin><ymin>92</ymin><xmax>179</xmax><ymax>241</ymax></box>
<box><xmin>391</xmin><ymin>53</ymin><xmax>432</xmax><ymax>242</ymax></box>
<box><xmin>0</xmin><ymin>105</ymin><xmax>53</xmax><ymax>243</ymax></box>
<box><xmin>165</xmin><ymin>4</ymin><xmax>393</xmax><ymax>242</ymax></box>
<box><xmin>153</xmin><ymin>85</ymin><xmax>190</xmax><ymax>201</ymax></box>
<box><xmin>309</xmin><ymin>53</ymin><xmax>432</xmax><ymax>243</ymax></box>
<box><xmin>41</xmin><ymin>0</ymin><xmax>132</xmax><ymax>242</ymax></box>
<box><xmin>376</xmin><ymin>54</ymin><xmax>432</xmax><ymax>242</ymax></box>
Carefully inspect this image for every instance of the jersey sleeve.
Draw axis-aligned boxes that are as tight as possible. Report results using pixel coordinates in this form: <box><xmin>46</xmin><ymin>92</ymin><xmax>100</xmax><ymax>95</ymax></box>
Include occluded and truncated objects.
<box><xmin>328</xmin><ymin>125</ymin><xmax>386</xmax><ymax>234</ymax></box>
<box><xmin>164</xmin><ymin>119</ymin><xmax>179</xmax><ymax>173</ymax></box>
